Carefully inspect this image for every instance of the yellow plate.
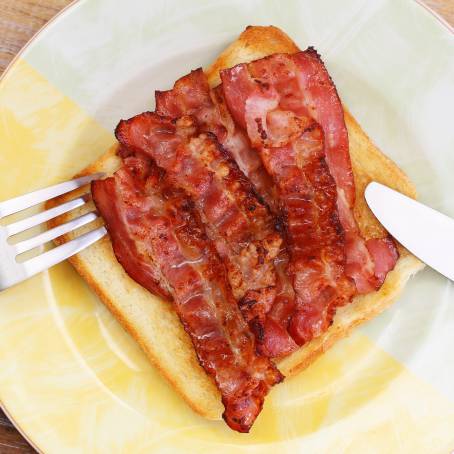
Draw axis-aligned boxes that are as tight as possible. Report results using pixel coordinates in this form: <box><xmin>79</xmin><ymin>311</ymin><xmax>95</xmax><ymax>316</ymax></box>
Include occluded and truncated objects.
<box><xmin>0</xmin><ymin>1</ymin><xmax>453</xmax><ymax>452</ymax></box>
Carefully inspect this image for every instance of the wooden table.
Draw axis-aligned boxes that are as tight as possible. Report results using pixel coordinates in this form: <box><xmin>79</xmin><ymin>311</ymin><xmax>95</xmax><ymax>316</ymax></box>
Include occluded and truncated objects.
<box><xmin>0</xmin><ymin>0</ymin><xmax>452</xmax><ymax>451</ymax></box>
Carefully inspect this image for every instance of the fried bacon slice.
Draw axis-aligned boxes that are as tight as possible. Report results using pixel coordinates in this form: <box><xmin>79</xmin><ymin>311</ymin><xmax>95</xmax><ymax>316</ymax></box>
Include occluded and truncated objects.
<box><xmin>261</xmin><ymin>125</ymin><xmax>356</xmax><ymax>343</ymax></box>
<box><xmin>221</xmin><ymin>49</ymin><xmax>398</xmax><ymax>296</ymax></box>
<box><xmin>155</xmin><ymin>71</ymin><xmax>297</xmax><ymax>356</ymax></box>
<box><xmin>221</xmin><ymin>58</ymin><xmax>355</xmax><ymax>342</ymax></box>
<box><xmin>115</xmin><ymin>113</ymin><xmax>297</xmax><ymax>356</ymax></box>
<box><xmin>92</xmin><ymin>155</ymin><xmax>283</xmax><ymax>432</ymax></box>
<box><xmin>155</xmin><ymin>68</ymin><xmax>278</xmax><ymax>211</ymax></box>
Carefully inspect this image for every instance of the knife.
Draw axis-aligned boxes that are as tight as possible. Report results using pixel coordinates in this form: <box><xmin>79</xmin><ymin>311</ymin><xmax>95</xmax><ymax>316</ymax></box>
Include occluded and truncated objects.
<box><xmin>365</xmin><ymin>182</ymin><xmax>454</xmax><ymax>282</ymax></box>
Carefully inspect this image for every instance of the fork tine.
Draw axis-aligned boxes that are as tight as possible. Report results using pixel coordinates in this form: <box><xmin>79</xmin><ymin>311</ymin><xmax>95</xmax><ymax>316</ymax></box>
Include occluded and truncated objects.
<box><xmin>5</xmin><ymin>196</ymin><xmax>87</xmax><ymax>237</ymax></box>
<box><xmin>0</xmin><ymin>173</ymin><xmax>103</xmax><ymax>218</ymax></box>
<box><xmin>14</xmin><ymin>212</ymin><xmax>99</xmax><ymax>255</ymax></box>
<box><xmin>21</xmin><ymin>226</ymin><xmax>107</xmax><ymax>278</ymax></box>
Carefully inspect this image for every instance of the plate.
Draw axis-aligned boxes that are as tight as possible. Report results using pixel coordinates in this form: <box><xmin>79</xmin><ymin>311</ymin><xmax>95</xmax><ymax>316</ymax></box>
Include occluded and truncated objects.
<box><xmin>0</xmin><ymin>0</ymin><xmax>453</xmax><ymax>452</ymax></box>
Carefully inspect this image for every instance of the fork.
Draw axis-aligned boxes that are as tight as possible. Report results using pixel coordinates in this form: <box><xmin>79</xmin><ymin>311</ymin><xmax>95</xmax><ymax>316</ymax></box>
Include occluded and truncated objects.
<box><xmin>0</xmin><ymin>174</ymin><xmax>107</xmax><ymax>291</ymax></box>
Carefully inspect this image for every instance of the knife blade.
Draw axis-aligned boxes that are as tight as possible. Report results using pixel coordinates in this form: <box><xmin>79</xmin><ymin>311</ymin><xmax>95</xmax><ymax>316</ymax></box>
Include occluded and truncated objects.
<box><xmin>365</xmin><ymin>182</ymin><xmax>454</xmax><ymax>282</ymax></box>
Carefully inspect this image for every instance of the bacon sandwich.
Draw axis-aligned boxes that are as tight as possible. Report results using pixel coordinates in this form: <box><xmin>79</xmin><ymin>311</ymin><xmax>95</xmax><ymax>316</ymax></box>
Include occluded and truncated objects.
<box><xmin>48</xmin><ymin>26</ymin><xmax>423</xmax><ymax>432</ymax></box>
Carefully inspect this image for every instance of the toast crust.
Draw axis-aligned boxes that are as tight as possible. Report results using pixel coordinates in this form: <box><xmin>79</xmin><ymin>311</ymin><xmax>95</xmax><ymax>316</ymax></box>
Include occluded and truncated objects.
<box><xmin>48</xmin><ymin>26</ymin><xmax>423</xmax><ymax>420</ymax></box>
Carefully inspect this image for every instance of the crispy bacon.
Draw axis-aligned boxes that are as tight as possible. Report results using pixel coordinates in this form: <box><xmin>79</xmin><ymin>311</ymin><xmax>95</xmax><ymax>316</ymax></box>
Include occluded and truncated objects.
<box><xmin>293</xmin><ymin>49</ymin><xmax>398</xmax><ymax>291</ymax></box>
<box><xmin>115</xmin><ymin>113</ymin><xmax>298</xmax><ymax>355</ymax></box>
<box><xmin>221</xmin><ymin>57</ymin><xmax>355</xmax><ymax>343</ymax></box>
<box><xmin>221</xmin><ymin>55</ymin><xmax>356</xmax><ymax>342</ymax></box>
<box><xmin>261</xmin><ymin>126</ymin><xmax>356</xmax><ymax>343</ymax></box>
<box><xmin>155</xmin><ymin>69</ymin><xmax>278</xmax><ymax>210</ymax></box>
<box><xmin>221</xmin><ymin>50</ymin><xmax>398</xmax><ymax>296</ymax></box>
<box><xmin>156</xmin><ymin>70</ymin><xmax>297</xmax><ymax>356</ymax></box>
<box><xmin>90</xmin><ymin>157</ymin><xmax>172</xmax><ymax>302</ymax></box>
<box><xmin>92</xmin><ymin>155</ymin><xmax>283</xmax><ymax>432</ymax></box>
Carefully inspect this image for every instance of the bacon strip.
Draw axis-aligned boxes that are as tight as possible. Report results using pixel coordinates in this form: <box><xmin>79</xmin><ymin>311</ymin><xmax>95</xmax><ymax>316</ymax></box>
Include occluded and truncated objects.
<box><xmin>221</xmin><ymin>60</ymin><xmax>356</xmax><ymax>342</ymax></box>
<box><xmin>262</xmin><ymin>126</ymin><xmax>356</xmax><ymax>343</ymax></box>
<box><xmin>92</xmin><ymin>155</ymin><xmax>282</xmax><ymax>432</ymax></box>
<box><xmin>221</xmin><ymin>50</ymin><xmax>398</xmax><ymax>295</ymax></box>
<box><xmin>115</xmin><ymin>113</ymin><xmax>297</xmax><ymax>356</ymax></box>
<box><xmin>156</xmin><ymin>70</ymin><xmax>297</xmax><ymax>356</ymax></box>
<box><xmin>155</xmin><ymin>69</ymin><xmax>278</xmax><ymax>210</ymax></box>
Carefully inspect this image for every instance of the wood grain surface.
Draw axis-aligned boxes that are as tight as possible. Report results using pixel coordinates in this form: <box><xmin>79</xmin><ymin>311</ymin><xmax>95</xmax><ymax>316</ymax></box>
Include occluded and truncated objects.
<box><xmin>0</xmin><ymin>0</ymin><xmax>452</xmax><ymax>452</ymax></box>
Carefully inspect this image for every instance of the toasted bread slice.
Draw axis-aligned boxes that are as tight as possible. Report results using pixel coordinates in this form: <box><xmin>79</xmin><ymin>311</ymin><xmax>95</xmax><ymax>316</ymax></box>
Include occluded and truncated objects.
<box><xmin>48</xmin><ymin>26</ymin><xmax>423</xmax><ymax>420</ymax></box>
